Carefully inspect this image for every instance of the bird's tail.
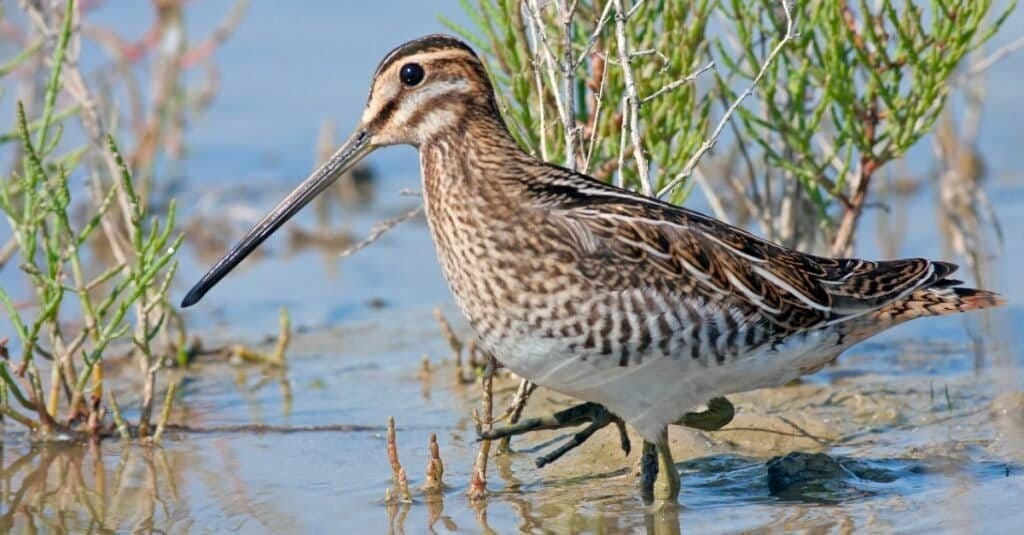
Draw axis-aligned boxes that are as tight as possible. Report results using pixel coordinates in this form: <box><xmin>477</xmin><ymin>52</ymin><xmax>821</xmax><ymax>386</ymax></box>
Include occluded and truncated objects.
<box><xmin>871</xmin><ymin>278</ymin><xmax>1006</xmax><ymax>324</ymax></box>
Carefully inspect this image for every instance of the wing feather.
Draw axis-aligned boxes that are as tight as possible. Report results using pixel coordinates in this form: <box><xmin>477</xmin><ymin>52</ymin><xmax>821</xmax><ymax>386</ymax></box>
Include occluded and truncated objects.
<box><xmin>524</xmin><ymin>167</ymin><xmax>957</xmax><ymax>332</ymax></box>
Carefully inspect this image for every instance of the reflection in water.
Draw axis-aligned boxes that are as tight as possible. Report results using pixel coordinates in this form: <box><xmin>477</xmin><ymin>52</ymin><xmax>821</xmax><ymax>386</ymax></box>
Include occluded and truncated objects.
<box><xmin>645</xmin><ymin>507</ymin><xmax>682</xmax><ymax>535</ymax></box>
<box><xmin>0</xmin><ymin>442</ymin><xmax>182</xmax><ymax>533</ymax></box>
<box><xmin>0</xmin><ymin>438</ymin><xmax>312</xmax><ymax>533</ymax></box>
<box><xmin>381</xmin><ymin>493</ymin><xmax>688</xmax><ymax>535</ymax></box>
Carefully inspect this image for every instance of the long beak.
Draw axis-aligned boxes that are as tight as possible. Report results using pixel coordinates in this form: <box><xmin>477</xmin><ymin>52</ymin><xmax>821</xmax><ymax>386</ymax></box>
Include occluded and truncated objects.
<box><xmin>181</xmin><ymin>129</ymin><xmax>373</xmax><ymax>308</ymax></box>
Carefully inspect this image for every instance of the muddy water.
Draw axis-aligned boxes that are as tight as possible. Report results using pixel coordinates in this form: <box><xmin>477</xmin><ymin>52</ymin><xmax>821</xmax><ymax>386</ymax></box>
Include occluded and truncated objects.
<box><xmin>2</xmin><ymin>2</ymin><xmax>1024</xmax><ymax>533</ymax></box>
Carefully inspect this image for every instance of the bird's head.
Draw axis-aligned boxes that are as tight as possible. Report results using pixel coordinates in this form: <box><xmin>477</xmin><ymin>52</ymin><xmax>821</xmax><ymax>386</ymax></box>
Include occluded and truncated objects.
<box><xmin>181</xmin><ymin>34</ymin><xmax>499</xmax><ymax>307</ymax></box>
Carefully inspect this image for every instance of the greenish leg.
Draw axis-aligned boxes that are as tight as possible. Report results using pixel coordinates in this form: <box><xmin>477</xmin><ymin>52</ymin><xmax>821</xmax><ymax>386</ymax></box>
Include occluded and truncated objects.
<box><xmin>639</xmin><ymin>440</ymin><xmax>658</xmax><ymax>503</ymax></box>
<box><xmin>677</xmin><ymin>396</ymin><xmax>735</xmax><ymax>431</ymax></box>
<box><xmin>640</xmin><ymin>429</ymin><xmax>681</xmax><ymax>506</ymax></box>
<box><xmin>654</xmin><ymin>429</ymin><xmax>680</xmax><ymax>504</ymax></box>
<box><xmin>640</xmin><ymin>397</ymin><xmax>736</xmax><ymax>506</ymax></box>
<box><xmin>479</xmin><ymin>396</ymin><xmax>734</xmax><ymax>483</ymax></box>
<box><xmin>479</xmin><ymin>401</ymin><xmax>631</xmax><ymax>467</ymax></box>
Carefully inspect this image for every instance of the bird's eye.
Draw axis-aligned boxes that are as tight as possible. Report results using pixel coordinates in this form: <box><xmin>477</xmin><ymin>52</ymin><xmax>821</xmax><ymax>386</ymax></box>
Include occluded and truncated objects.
<box><xmin>399</xmin><ymin>62</ymin><xmax>425</xmax><ymax>87</ymax></box>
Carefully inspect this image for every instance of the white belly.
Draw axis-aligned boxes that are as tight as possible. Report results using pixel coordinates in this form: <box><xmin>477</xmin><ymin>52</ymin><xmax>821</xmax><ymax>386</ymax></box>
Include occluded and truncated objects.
<box><xmin>488</xmin><ymin>327</ymin><xmax>844</xmax><ymax>442</ymax></box>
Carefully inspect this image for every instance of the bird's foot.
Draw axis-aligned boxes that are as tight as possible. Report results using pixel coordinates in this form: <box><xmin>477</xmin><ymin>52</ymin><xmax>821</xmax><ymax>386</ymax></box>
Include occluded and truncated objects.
<box><xmin>677</xmin><ymin>396</ymin><xmax>735</xmax><ymax>431</ymax></box>
<box><xmin>478</xmin><ymin>401</ymin><xmax>631</xmax><ymax>468</ymax></box>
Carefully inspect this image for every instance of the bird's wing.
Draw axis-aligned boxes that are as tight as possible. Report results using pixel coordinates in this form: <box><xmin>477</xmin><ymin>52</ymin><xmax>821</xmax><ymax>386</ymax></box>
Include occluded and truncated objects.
<box><xmin>523</xmin><ymin>168</ymin><xmax>956</xmax><ymax>332</ymax></box>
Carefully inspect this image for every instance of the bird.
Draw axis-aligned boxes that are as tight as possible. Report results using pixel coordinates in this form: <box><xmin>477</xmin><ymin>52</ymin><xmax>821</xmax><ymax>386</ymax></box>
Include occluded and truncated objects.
<box><xmin>181</xmin><ymin>34</ymin><xmax>1005</xmax><ymax>503</ymax></box>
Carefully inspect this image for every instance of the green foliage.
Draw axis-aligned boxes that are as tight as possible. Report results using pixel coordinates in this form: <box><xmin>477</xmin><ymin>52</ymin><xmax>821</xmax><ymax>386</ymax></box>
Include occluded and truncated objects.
<box><xmin>444</xmin><ymin>0</ymin><xmax>716</xmax><ymax>195</ymax></box>
<box><xmin>445</xmin><ymin>0</ymin><xmax>1014</xmax><ymax>250</ymax></box>
<box><xmin>722</xmin><ymin>0</ymin><xmax>1015</xmax><ymax>251</ymax></box>
<box><xmin>0</xmin><ymin>0</ymin><xmax>183</xmax><ymax>437</ymax></box>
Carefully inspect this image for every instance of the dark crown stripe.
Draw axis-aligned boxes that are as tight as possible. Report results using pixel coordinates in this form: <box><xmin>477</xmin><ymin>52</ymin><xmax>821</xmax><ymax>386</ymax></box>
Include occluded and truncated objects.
<box><xmin>374</xmin><ymin>34</ymin><xmax>478</xmax><ymax>78</ymax></box>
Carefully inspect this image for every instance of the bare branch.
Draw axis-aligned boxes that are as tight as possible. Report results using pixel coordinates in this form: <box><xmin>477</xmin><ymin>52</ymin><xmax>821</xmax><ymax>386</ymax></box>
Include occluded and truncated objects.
<box><xmin>693</xmin><ymin>166</ymin><xmax>731</xmax><ymax>223</ymax></box>
<box><xmin>959</xmin><ymin>34</ymin><xmax>1024</xmax><ymax>82</ymax></box>
<box><xmin>626</xmin><ymin>0</ymin><xmax>647</xmax><ymax>19</ymax></box>
<box><xmin>558</xmin><ymin>0</ymin><xmax>579</xmax><ymax>169</ymax></box>
<box><xmin>572</xmin><ymin>1</ymin><xmax>615</xmax><ymax>70</ymax></box>
<box><xmin>642</xmin><ymin>61</ymin><xmax>714</xmax><ymax>104</ymax></box>
<box><xmin>613</xmin><ymin>0</ymin><xmax>652</xmax><ymax>195</ymax></box>
<box><xmin>338</xmin><ymin>206</ymin><xmax>422</xmax><ymax>259</ymax></box>
<box><xmin>616</xmin><ymin>95</ymin><xmax>629</xmax><ymax>188</ymax></box>
<box><xmin>657</xmin><ymin>0</ymin><xmax>795</xmax><ymax>199</ymax></box>
<box><xmin>525</xmin><ymin>0</ymin><xmax>565</xmax><ymax>160</ymax></box>
<box><xmin>583</xmin><ymin>55</ymin><xmax>609</xmax><ymax>171</ymax></box>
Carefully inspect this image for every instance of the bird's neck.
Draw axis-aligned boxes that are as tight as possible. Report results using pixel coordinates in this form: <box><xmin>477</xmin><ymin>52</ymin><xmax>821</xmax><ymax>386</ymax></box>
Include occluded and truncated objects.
<box><xmin>419</xmin><ymin>112</ymin><xmax>530</xmax><ymax>208</ymax></box>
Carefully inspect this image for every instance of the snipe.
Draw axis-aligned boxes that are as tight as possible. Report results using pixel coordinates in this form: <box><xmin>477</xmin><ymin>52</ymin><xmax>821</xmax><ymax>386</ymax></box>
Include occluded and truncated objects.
<box><xmin>182</xmin><ymin>35</ymin><xmax>1005</xmax><ymax>504</ymax></box>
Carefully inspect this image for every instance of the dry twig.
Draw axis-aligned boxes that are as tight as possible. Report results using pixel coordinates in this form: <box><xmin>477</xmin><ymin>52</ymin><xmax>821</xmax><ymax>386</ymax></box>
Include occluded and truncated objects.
<box><xmin>612</xmin><ymin>0</ymin><xmax>652</xmax><ymax>195</ymax></box>
<box><xmin>657</xmin><ymin>0</ymin><xmax>796</xmax><ymax>199</ymax></box>
<box><xmin>466</xmin><ymin>356</ymin><xmax>496</xmax><ymax>501</ymax></box>
<box><xmin>337</xmin><ymin>206</ymin><xmax>422</xmax><ymax>259</ymax></box>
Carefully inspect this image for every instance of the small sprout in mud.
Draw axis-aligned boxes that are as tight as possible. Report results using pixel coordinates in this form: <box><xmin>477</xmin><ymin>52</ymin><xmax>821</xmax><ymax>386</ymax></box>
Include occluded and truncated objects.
<box><xmin>270</xmin><ymin>307</ymin><xmax>291</xmax><ymax>366</ymax></box>
<box><xmin>434</xmin><ymin>307</ymin><xmax>476</xmax><ymax>384</ymax></box>
<box><xmin>108</xmin><ymin>392</ymin><xmax>131</xmax><ymax>440</ymax></box>
<box><xmin>421</xmin><ymin>433</ymin><xmax>445</xmax><ymax>494</ymax></box>
<box><xmin>434</xmin><ymin>307</ymin><xmax>462</xmax><ymax>359</ymax></box>
<box><xmin>384</xmin><ymin>416</ymin><xmax>412</xmax><ymax>503</ymax></box>
<box><xmin>226</xmin><ymin>308</ymin><xmax>292</xmax><ymax>367</ymax></box>
<box><xmin>466</xmin><ymin>408</ymin><xmax>489</xmax><ymax>501</ymax></box>
<box><xmin>466</xmin><ymin>356</ymin><xmax>496</xmax><ymax>501</ymax></box>
<box><xmin>466</xmin><ymin>339</ymin><xmax>482</xmax><ymax>370</ymax></box>
<box><xmin>395</xmin><ymin>468</ymin><xmax>412</xmax><ymax>503</ymax></box>
<box><xmin>418</xmin><ymin>354</ymin><xmax>432</xmax><ymax>379</ymax></box>
<box><xmin>152</xmin><ymin>381</ymin><xmax>179</xmax><ymax>444</ymax></box>
<box><xmin>387</xmin><ymin>416</ymin><xmax>402</xmax><ymax>478</ymax></box>
<box><xmin>434</xmin><ymin>307</ymin><xmax>488</xmax><ymax>385</ymax></box>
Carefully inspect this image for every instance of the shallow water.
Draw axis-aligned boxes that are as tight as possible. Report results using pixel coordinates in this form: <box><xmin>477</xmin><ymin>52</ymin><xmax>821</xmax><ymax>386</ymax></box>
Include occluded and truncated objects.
<box><xmin>2</xmin><ymin>2</ymin><xmax>1024</xmax><ymax>533</ymax></box>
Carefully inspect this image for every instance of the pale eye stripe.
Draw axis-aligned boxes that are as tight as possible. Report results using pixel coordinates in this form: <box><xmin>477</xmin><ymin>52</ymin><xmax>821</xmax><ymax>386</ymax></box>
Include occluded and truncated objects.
<box><xmin>391</xmin><ymin>79</ymin><xmax>473</xmax><ymax>125</ymax></box>
<box><xmin>416</xmin><ymin>109</ymin><xmax>459</xmax><ymax>138</ymax></box>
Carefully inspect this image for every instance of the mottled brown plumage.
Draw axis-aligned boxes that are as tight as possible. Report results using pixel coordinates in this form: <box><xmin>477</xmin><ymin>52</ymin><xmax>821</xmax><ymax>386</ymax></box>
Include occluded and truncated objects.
<box><xmin>182</xmin><ymin>34</ymin><xmax>1005</xmax><ymax>501</ymax></box>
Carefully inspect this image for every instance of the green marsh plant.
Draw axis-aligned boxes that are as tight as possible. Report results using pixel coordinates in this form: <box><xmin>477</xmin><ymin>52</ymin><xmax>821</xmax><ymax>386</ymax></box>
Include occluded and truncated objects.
<box><xmin>0</xmin><ymin>0</ymin><xmax>184</xmax><ymax>440</ymax></box>
<box><xmin>445</xmin><ymin>0</ymin><xmax>1015</xmax><ymax>253</ymax></box>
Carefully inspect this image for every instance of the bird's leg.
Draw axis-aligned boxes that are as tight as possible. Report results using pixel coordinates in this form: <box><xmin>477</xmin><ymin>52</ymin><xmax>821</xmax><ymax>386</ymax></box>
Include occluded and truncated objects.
<box><xmin>677</xmin><ymin>396</ymin><xmax>735</xmax><ymax>431</ymax></box>
<box><xmin>638</xmin><ymin>398</ymin><xmax>732</xmax><ymax>506</ymax></box>
<box><xmin>479</xmin><ymin>401</ymin><xmax>631</xmax><ymax>468</ymax></box>
<box><xmin>639</xmin><ymin>440</ymin><xmax>658</xmax><ymax>503</ymax></box>
<box><xmin>639</xmin><ymin>429</ymin><xmax>681</xmax><ymax>506</ymax></box>
<box><xmin>654</xmin><ymin>428</ymin><xmax>680</xmax><ymax>504</ymax></box>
